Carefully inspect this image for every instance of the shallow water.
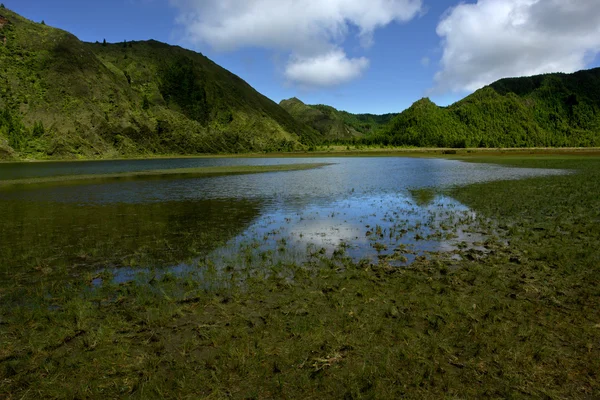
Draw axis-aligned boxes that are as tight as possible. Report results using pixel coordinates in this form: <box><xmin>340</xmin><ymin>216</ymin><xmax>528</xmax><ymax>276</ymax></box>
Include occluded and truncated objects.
<box><xmin>0</xmin><ymin>157</ymin><xmax>567</xmax><ymax>275</ymax></box>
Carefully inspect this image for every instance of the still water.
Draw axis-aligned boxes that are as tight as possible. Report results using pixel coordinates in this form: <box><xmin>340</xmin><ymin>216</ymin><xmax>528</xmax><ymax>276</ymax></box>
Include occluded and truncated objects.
<box><xmin>0</xmin><ymin>157</ymin><xmax>566</xmax><ymax>275</ymax></box>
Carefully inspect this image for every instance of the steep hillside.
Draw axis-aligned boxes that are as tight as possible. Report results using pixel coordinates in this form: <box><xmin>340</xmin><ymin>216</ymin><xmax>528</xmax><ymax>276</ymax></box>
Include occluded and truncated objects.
<box><xmin>0</xmin><ymin>7</ymin><xmax>317</xmax><ymax>159</ymax></box>
<box><xmin>280</xmin><ymin>98</ymin><xmax>396</xmax><ymax>142</ymax></box>
<box><xmin>367</xmin><ymin>68</ymin><xmax>600</xmax><ymax>148</ymax></box>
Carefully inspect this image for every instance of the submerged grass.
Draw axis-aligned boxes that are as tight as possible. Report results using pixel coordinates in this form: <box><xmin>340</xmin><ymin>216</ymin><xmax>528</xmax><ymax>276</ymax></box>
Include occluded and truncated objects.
<box><xmin>1</xmin><ymin>156</ymin><xmax>600</xmax><ymax>398</ymax></box>
<box><xmin>0</xmin><ymin>163</ymin><xmax>332</xmax><ymax>188</ymax></box>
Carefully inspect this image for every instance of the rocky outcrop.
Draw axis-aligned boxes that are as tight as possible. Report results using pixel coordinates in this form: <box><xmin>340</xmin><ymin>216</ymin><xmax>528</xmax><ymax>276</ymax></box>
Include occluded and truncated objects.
<box><xmin>0</xmin><ymin>15</ymin><xmax>8</xmax><ymax>45</ymax></box>
<box><xmin>0</xmin><ymin>15</ymin><xmax>9</xmax><ymax>29</ymax></box>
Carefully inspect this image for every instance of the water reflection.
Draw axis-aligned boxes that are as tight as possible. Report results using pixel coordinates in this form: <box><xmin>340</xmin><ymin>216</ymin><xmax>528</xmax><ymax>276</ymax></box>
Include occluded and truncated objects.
<box><xmin>0</xmin><ymin>157</ymin><xmax>566</xmax><ymax>205</ymax></box>
<box><xmin>208</xmin><ymin>192</ymin><xmax>486</xmax><ymax>268</ymax></box>
<box><xmin>0</xmin><ymin>157</ymin><xmax>568</xmax><ymax>278</ymax></box>
<box><xmin>0</xmin><ymin>199</ymin><xmax>263</xmax><ymax>274</ymax></box>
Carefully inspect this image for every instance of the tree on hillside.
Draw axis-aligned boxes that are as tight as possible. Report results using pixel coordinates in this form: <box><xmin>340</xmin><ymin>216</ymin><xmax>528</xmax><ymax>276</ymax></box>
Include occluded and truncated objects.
<box><xmin>160</xmin><ymin>58</ymin><xmax>209</xmax><ymax>124</ymax></box>
<box><xmin>32</xmin><ymin>121</ymin><xmax>45</xmax><ymax>137</ymax></box>
<box><xmin>142</xmin><ymin>95</ymin><xmax>150</xmax><ymax>110</ymax></box>
<box><xmin>0</xmin><ymin>108</ymin><xmax>27</xmax><ymax>151</ymax></box>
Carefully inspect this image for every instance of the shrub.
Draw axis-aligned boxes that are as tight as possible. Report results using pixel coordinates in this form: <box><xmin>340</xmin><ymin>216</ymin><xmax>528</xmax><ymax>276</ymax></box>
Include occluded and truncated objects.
<box><xmin>32</xmin><ymin>121</ymin><xmax>45</xmax><ymax>137</ymax></box>
<box><xmin>142</xmin><ymin>95</ymin><xmax>150</xmax><ymax>110</ymax></box>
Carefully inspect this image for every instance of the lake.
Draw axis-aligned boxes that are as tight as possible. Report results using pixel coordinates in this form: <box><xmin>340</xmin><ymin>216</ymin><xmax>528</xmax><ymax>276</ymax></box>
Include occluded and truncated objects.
<box><xmin>0</xmin><ymin>157</ymin><xmax>567</xmax><ymax>280</ymax></box>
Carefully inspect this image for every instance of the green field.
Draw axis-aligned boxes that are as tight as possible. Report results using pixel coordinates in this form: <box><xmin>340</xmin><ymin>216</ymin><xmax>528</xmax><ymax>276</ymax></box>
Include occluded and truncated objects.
<box><xmin>1</xmin><ymin>155</ymin><xmax>598</xmax><ymax>398</ymax></box>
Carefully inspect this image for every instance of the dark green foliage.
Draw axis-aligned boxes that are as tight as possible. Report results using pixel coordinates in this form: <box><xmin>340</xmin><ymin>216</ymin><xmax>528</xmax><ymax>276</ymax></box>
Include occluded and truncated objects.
<box><xmin>367</xmin><ymin>68</ymin><xmax>600</xmax><ymax>148</ymax></box>
<box><xmin>123</xmin><ymin>70</ymin><xmax>131</xmax><ymax>85</ymax></box>
<box><xmin>311</xmin><ymin>103</ymin><xmax>396</xmax><ymax>134</ymax></box>
<box><xmin>40</xmin><ymin>20</ymin><xmax>45</xmax><ymax>25</ymax></box>
<box><xmin>142</xmin><ymin>94</ymin><xmax>149</xmax><ymax>110</ymax></box>
<box><xmin>365</xmin><ymin>98</ymin><xmax>471</xmax><ymax>147</ymax></box>
<box><xmin>32</xmin><ymin>120</ymin><xmax>44</xmax><ymax>137</ymax></box>
<box><xmin>102</xmin><ymin>38</ymin><xmax>106</xmax><ymax>46</ymax></box>
<box><xmin>280</xmin><ymin>97</ymin><xmax>396</xmax><ymax>142</ymax></box>
<box><xmin>160</xmin><ymin>57</ymin><xmax>209</xmax><ymax>124</ymax></box>
<box><xmin>0</xmin><ymin>108</ymin><xmax>26</xmax><ymax>151</ymax></box>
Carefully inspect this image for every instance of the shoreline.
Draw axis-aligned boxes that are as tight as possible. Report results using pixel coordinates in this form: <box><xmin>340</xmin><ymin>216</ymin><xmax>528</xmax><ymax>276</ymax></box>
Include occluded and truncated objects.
<box><xmin>0</xmin><ymin>163</ymin><xmax>332</xmax><ymax>187</ymax></box>
<box><xmin>2</xmin><ymin>146</ymin><xmax>600</xmax><ymax>164</ymax></box>
<box><xmin>1</xmin><ymin>155</ymin><xmax>599</xmax><ymax>397</ymax></box>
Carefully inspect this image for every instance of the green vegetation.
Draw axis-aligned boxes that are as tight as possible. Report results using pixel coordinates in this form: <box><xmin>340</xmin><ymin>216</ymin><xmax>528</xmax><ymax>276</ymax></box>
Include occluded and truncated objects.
<box><xmin>2</xmin><ymin>6</ymin><xmax>600</xmax><ymax>160</ymax></box>
<box><xmin>1</xmin><ymin>155</ymin><xmax>599</xmax><ymax>398</ymax></box>
<box><xmin>0</xmin><ymin>8</ymin><xmax>318</xmax><ymax>160</ymax></box>
<box><xmin>280</xmin><ymin>97</ymin><xmax>396</xmax><ymax>143</ymax></box>
<box><xmin>0</xmin><ymin>198</ymin><xmax>263</xmax><ymax>272</ymax></box>
<box><xmin>2</xmin><ymin>4</ymin><xmax>600</xmax><ymax>399</ymax></box>
<box><xmin>0</xmin><ymin>162</ymin><xmax>331</xmax><ymax>187</ymax></box>
<box><xmin>0</xmin><ymin>108</ymin><xmax>23</xmax><ymax>157</ymax></box>
<box><xmin>362</xmin><ymin>69</ymin><xmax>600</xmax><ymax>148</ymax></box>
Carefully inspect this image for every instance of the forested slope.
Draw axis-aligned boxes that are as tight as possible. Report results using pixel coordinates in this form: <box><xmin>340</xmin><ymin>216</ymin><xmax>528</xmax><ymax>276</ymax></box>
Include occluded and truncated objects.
<box><xmin>0</xmin><ymin>7</ymin><xmax>317</xmax><ymax>159</ymax></box>
<box><xmin>365</xmin><ymin>68</ymin><xmax>600</xmax><ymax>147</ymax></box>
<box><xmin>280</xmin><ymin>97</ymin><xmax>396</xmax><ymax>142</ymax></box>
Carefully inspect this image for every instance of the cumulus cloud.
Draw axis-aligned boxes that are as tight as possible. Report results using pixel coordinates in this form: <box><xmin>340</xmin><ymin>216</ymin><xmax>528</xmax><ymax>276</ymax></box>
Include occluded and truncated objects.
<box><xmin>285</xmin><ymin>50</ymin><xmax>369</xmax><ymax>87</ymax></box>
<box><xmin>170</xmin><ymin>0</ymin><xmax>422</xmax><ymax>86</ymax></box>
<box><xmin>434</xmin><ymin>0</ymin><xmax>600</xmax><ymax>93</ymax></box>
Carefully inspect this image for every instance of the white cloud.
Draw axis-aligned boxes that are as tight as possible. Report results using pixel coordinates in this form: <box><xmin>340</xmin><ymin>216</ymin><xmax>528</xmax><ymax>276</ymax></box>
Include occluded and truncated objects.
<box><xmin>285</xmin><ymin>50</ymin><xmax>369</xmax><ymax>87</ymax></box>
<box><xmin>434</xmin><ymin>0</ymin><xmax>600</xmax><ymax>93</ymax></box>
<box><xmin>421</xmin><ymin>56</ymin><xmax>430</xmax><ymax>67</ymax></box>
<box><xmin>170</xmin><ymin>0</ymin><xmax>422</xmax><ymax>86</ymax></box>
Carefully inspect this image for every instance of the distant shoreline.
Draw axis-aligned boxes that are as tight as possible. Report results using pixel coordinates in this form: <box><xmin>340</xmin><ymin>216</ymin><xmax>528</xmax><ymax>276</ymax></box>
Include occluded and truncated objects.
<box><xmin>3</xmin><ymin>147</ymin><xmax>600</xmax><ymax>164</ymax></box>
<box><xmin>0</xmin><ymin>163</ymin><xmax>332</xmax><ymax>187</ymax></box>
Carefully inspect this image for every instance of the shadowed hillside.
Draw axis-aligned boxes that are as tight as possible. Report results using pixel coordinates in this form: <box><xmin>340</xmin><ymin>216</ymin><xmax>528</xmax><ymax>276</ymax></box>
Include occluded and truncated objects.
<box><xmin>280</xmin><ymin>97</ymin><xmax>396</xmax><ymax>142</ymax></box>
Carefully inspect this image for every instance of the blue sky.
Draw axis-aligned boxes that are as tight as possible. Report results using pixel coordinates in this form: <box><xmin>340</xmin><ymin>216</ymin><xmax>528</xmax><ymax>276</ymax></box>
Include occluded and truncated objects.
<box><xmin>5</xmin><ymin>0</ymin><xmax>600</xmax><ymax>114</ymax></box>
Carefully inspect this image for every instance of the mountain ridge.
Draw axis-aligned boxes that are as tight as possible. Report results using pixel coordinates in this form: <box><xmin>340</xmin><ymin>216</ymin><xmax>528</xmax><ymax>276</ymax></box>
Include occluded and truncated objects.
<box><xmin>359</xmin><ymin>68</ymin><xmax>600</xmax><ymax>148</ymax></box>
<box><xmin>279</xmin><ymin>97</ymin><xmax>397</xmax><ymax>142</ymax></box>
<box><xmin>2</xmin><ymin>6</ymin><xmax>600</xmax><ymax>160</ymax></box>
<box><xmin>0</xmin><ymin>7</ymin><xmax>319</xmax><ymax>159</ymax></box>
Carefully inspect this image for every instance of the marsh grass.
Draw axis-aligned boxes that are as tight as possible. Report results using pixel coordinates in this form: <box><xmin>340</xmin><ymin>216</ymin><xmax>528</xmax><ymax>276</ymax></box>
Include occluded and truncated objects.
<box><xmin>1</xmin><ymin>155</ymin><xmax>600</xmax><ymax>398</ymax></box>
<box><xmin>0</xmin><ymin>163</ymin><xmax>332</xmax><ymax>188</ymax></box>
<box><xmin>408</xmin><ymin>188</ymin><xmax>437</xmax><ymax>207</ymax></box>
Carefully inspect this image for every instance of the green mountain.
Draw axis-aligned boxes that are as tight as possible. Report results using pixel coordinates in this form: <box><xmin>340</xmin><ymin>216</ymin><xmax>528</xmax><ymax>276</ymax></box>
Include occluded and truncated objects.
<box><xmin>366</xmin><ymin>68</ymin><xmax>600</xmax><ymax>148</ymax></box>
<box><xmin>3</xmin><ymin>6</ymin><xmax>599</xmax><ymax>159</ymax></box>
<box><xmin>0</xmin><ymin>7</ymin><xmax>318</xmax><ymax>160</ymax></box>
<box><xmin>280</xmin><ymin>97</ymin><xmax>396</xmax><ymax>142</ymax></box>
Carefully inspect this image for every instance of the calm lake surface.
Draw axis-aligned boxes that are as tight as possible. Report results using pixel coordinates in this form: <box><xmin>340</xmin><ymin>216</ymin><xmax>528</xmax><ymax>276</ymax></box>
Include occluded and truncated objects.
<box><xmin>0</xmin><ymin>157</ymin><xmax>567</xmax><ymax>277</ymax></box>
